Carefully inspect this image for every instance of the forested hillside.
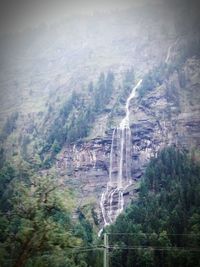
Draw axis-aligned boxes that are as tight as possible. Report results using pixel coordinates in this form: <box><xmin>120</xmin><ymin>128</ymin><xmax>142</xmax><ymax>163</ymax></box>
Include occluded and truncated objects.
<box><xmin>0</xmin><ymin>0</ymin><xmax>200</xmax><ymax>266</ymax></box>
<box><xmin>1</xmin><ymin>147</ymin><xmax>200</xmax><ymax>266</ymax></box>
<box><xmin>0</xmin><ymin>162</ymin><xmax>96</xmax><ymax>267</ymax></box>
<box><xmin>107</xmin><ymin>147</ymin><xmax>200</xmax><ymax>267</ymax></box>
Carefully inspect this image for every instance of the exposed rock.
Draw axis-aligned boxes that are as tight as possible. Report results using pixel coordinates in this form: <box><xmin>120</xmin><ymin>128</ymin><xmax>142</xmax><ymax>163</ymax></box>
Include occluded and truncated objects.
<box><xmin>57</xmin><ymin>57</ymin><xmax>200</xmax><ymax>223</ymax></box>
<box><xmin>130</xmin><ymin>57</ymin><xmax>200</xmax><ymax>176</ymax></box>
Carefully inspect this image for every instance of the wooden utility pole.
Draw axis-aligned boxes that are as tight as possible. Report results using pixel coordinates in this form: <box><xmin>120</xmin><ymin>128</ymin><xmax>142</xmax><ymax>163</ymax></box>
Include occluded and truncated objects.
<box><xmin>104</xmin><ymin>233</ymin><xmax>109</xmax><ymax>267</ymax></box>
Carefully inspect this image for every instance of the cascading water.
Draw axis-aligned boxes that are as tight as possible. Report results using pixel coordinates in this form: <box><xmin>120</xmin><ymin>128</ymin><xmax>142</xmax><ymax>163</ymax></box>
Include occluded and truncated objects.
<box><xmin>99</xmin><ymin>79</ymin><xmax>142</xmax><ymax>234</ymax></box>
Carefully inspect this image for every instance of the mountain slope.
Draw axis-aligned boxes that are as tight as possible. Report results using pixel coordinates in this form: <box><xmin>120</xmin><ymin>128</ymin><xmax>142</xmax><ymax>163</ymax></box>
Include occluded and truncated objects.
<box><xmin>0</xmin><ymin>0</ymin><xmax>200</xmax><ymax>229</ymax></box>
<box><xmin>107</xmin><ymin>147</ymin><xmax>200</xmax><ymax>267</ymax></box>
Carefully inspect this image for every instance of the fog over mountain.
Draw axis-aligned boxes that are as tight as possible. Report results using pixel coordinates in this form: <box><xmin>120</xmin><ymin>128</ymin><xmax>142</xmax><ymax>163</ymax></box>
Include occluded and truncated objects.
<box><xmin>0</xmin><ymin>0</ymin><xmax>157</xmax><ymax>33</ymax></box>
<box><xmin>0</xmin><ymin>1</ymin><xmax>200</xmax><ymax>266</ymax></box>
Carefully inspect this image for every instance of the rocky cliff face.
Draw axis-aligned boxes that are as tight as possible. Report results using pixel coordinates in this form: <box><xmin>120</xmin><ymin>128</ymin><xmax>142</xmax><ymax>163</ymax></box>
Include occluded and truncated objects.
<box><xmin>57</xmin><ymin>136</ymin><xmax>111</xmax><ymax>203</ymax></box>
<box><xmin>56</xmin><ymin>56</ymin><xmax>200</xmax><ymax>222</ymax></box>
<box><xmin>131</xmin><ymin>56</ymin><xmax>200</xmax><ymax>178</ymax></box>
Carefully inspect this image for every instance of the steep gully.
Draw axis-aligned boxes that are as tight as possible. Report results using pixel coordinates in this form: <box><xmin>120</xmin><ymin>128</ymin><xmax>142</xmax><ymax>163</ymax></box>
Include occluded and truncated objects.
<box><xmin>99</xmin><ymin>43</ymin><xmax>176</xmax><ymax>235</ymax></box>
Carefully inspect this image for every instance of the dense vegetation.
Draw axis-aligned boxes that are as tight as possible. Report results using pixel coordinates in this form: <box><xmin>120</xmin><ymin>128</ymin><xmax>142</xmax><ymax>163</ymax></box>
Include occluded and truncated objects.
<box><xmin>0</xmin><ymin>162</ymin><xmax>95</xmax><ymax>267</ymax></box>
<box><xmin>138</xmin><ymin>35</ymin><xmax>200</xmax><ymax>101</ymax></box>
<box><xmin>0</xmin><ymin>112</ymin><xmax>19</xmax><ymax>141</ymax></box>
<box><xmin>0</xmin><ymin>2</ymin><xmax>199</xmax><ymax>266</ymax></box>
<box><xmin>1</xmin><ymin>145</ymin><xmax>200</xmax><ymax>267</ymax></box>
<box><xmin>107</xmin><ymin>147</ymin><xmax>200</xmax><ymax>267</ymax></box>
<box><xmin>106</xmin><ymin>68</ymin><xmax>135</xmax><ymax>128</ymax></box>
<box><xmin>40</xmin><ymin>71</ymin><xmax>114</xmax><ymax>167</ymax></box>
<box><xmin>0</xmin><ymin>71</ymin><xmax>117</xmax><ymax>266</ymax></box>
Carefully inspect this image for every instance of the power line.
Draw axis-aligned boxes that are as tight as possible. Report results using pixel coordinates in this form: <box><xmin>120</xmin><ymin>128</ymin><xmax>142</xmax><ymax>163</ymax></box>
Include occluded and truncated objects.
<box><xmin>66</xmin><ymin>245</ymin><xmax>99</xmax><ymax>249</ymax></box>
<box><xmin>104</xmin><ymin>232</ymin><xmax>200</xmax><ymax>266</ymax></box>
<box><xmin>70</xmin><ymin>247</ymin><xmax>103</xmax><ymax>253</ymax></box>
<box><xmin>67</xmin><ymin>246</ymin><xmax>200</xmax><ymax>252</ymax></box>
<box><xmin>66</xmin><ymin>245</ymin><xmax>102</xmax><ymax>250</ymax></box>
<box><xmin>108</xmin><ymin>246</ymin><xmax>200</xmax><ymax>252</ymax></box>
<box><xmin>107</xmin><ymin>233</ymin><xmax>200</xmax><ymax>236</ymax></box>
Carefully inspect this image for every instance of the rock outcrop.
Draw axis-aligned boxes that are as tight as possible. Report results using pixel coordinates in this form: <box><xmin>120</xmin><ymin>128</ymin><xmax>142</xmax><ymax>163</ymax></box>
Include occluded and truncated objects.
<box><xmin>57</xmin><ymin>137</ymin><xmax>111</xmax><ymax>201</ymax></box>
<box><xmin>131</xmin><ymin>57</ymin><xmax>200</xmax><ymax>177</ymax></box>
<box><xmin>57</xmin><ymin>56</ymin><xmax>200</xmax><ymax>222</ymax></box>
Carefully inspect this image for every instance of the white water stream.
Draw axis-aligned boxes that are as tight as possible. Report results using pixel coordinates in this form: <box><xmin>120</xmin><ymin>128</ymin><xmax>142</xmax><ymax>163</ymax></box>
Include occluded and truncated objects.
<box><xmin>98</xmin><ymin>41</ymin><xmax>178</xmax><ymax>236</ymax></box>
<box><xmin>99</xmin><ymin>79</ymin><xmax>142</xmax><ymax>235</ymax></box>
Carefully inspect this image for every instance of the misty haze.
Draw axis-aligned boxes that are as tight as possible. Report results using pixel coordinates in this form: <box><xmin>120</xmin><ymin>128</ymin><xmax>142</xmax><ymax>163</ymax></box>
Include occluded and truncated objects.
<box><xmin>0</xmin><ymin>0</ymin><xmax>200</xmax><ymax>266</ymax></box>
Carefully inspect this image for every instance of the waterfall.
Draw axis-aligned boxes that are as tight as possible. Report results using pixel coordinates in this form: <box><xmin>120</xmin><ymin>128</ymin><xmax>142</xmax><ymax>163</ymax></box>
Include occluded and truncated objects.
<box><xmin>99</xmin><ymin>79</ymin><xmax>142</xmax><ymax>234</ymax></box>
<box><xmin>109</xmin><ymin>129</ymin><xmax>116</xmax><ymax>186</ymax></box>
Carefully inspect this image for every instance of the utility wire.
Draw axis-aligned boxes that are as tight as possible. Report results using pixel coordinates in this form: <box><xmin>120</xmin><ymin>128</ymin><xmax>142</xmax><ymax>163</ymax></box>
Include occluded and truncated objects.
<box><xmin>70</xmin><ymin>247</ymin><xmax>103</xmax><ymax>253</ymax></box>
<box><xmin>108</xmin><ymin>246</ymin><xmax>200</xmax><ymax>252</ymax></box>
<box><xmin>66</xmin><ymin>246</ymin><xmax>102</xmax><ymax>250</ymax></box>
<box><xmin>107</xmin><ymin>233</ymin><xmax>200</xmax><ymax>236</ymax></box>
<box><xmin>31</xmin><ymin>245</ymin><xmax>200</xmax><ymax>255</ymax></box>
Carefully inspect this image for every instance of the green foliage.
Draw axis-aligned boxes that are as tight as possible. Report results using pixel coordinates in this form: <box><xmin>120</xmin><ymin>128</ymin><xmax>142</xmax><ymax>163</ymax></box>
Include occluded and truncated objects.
<box><xmin>0</xmin><ymin>163</ymin><xmax>91</xmax><ymax>267</ymax></box>
<box><xmin>75</xmin><ymin>210</ymin><xmax>93</xmax><ymax>244</ymax></box>
<box><xmin>107</xmin><ymin>147</ymin><xmax>200</xmax><ymax>267</ymax></box>
<box><xmin>0</xmin><ymin>112</ymin><xmax>19</xmax><ymax>141</ymax></box>
<box><xmin>51</xmin><ymin>140</ymin><xmax>61</xmax><ymax>154</ymax></box>
<box><xmin>94</xmin><ymin>71</ymin><xmax>114</xmax><ymax>113</ymax></box>
<box><xmin>0</xmin><ymin>163</ymin><xmax>16</xmax><ymax>211</ymax></box>
<box><xmin>138</xmin><ymin>63</ymin><xmax>169</xmax><ymax>100</ymax></box>
<box><xmin>138</xmin><ymin>36</ymin><xmax>200</xmax><ymax>101</ymax></box>
<box><xmin>41</xmin><ymin>71</ymin><xmax>115</xmax><ymax>166</ymax></box>
<box><xmin>116</xmin><ymin>68</ymin><xmax>135</xmax><ymax>104</ymax></box>
<box><xmin>21</xmin><ymin>135</ymin><xmax>31</xmax><ymax>159</ymax></box>
<box><xmin>107</xmin><ymin>69</ymin><xmax>135</xmax><ymax>128</ymax></box>
<box><xmin>122</xmin><ymin>68</ymin><xmax>135</xmax><ymax>92</ymax></box>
